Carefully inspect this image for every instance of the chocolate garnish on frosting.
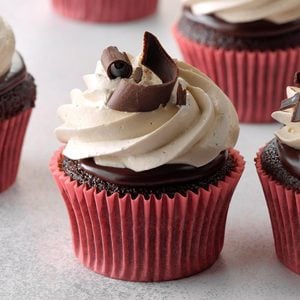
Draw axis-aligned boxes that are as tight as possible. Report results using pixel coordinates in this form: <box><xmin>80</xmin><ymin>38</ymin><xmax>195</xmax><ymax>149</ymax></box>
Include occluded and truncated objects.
<box><xmin>101</xmin><ymin>46</ymin><xmax>133</xmax><ymax>79</ymax></box>
<box><xmin>176</xmin><ymin>83</ymin><xmax>187</xmax><ymax>106</ymax></box>
<box><xmin>106</xmin><ymin>32</ymin><xmax>178</xmax><ymax>112</ymax></box>
<box><xmin>280</xmin><ymin>93</ymin><xmax>300</xmax><ymax>122</ymax></box>
<box><xmin>294</xmin><ymin>71</ymin><xmax>300</xmax><ymax>87</ymax></box>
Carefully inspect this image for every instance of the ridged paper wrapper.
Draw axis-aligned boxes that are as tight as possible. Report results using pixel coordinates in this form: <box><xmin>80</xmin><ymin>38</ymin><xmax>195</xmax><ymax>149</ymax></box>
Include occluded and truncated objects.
<box><xmin>52</xmin><ymin>0</ymin><xmax>158</xmax><ymax>23</ymax></box>
<box><xmin>50</xmin><ymin>148</ymin><xmax>244</xmax><ymax>281</ymax></box>
<box><xmin>256</xmin><ymin>150</ymin><xmax>300</xmax><ymax>274</ymax></box>
<box><xmin>0</xmin><ymin>109</ymin><xmax>32</xmax><ymax>192</ymax></box>
<box><xmin>173</xmin><ymin>25</ymin><xmax>300</xmax><ymax>123</ymax></box>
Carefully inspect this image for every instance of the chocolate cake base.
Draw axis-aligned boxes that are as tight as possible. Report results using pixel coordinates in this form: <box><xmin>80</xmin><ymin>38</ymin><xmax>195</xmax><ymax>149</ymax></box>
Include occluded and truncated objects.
<box><xmin>60</xmin><ymin>154</ymin><xmax>236</xmax><ymax>199</ymax></box>
<box><xmin>260</xmin><ymin>138</ymin><xmax>300</xmax><ymax>191</ymax></box>
<box><xmin>178</xmin><ymin>10</ymin><xmax>300</xmax><ymax>51</ymax></box>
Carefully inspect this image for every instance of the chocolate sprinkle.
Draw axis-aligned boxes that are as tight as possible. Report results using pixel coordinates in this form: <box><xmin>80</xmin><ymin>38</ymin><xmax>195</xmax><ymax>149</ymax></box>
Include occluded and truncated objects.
<box><xmin>101</xmin><ymin>46</ymin><xmax>132</xmax><ymax>79</ymax></box>
<box><xmin>107</xmin><ymin>32</ymin><xmax>178</xmax><ymax>112</ymax></box>
<box><xmin>133</xmin><ymin>67</ymin><xmax>143</xmax><ymax>83</ymax></box>
<box><xmin>176</xmin><ymin>83</ymin><xmax>187</xmax><ymax>106</ymax></box>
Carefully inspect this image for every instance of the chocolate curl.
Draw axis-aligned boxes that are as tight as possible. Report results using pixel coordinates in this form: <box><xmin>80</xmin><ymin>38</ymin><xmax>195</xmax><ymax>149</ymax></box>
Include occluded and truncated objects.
<box><xmin>294</xmin><ymin>71</ymin><xmax>300</xmax><ymax>87</ymax></box>
<box><xmin>107</xmin><ymin>32</ymin><xmax>178</xmax><ymax>112</ymax></box>
<box><xmin>176</xmin><ymin>83</ymin><xmax>187</xmax><ymax>106</ymax></box>
<box><xmin>101</xmin><ymin>46</ymin><xmax>132</xmax><ymax>79</ymax></box>
<box><xmin>280</xmin><ymin>93</ymin><xmax>300</xmax><ymax>122</ymax></box>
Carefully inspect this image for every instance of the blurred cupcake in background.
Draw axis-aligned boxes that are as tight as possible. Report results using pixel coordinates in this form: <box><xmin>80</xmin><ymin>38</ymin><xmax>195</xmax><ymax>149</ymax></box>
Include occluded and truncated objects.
<box><xmin>256</xmin><ymin>72</ymin><xmax>300</xmax><ymax>274</ymax></box>
<box><xmin>51</xmin><ymin>0</ymin><xmax>158</xmax><ymax>23</ymax></box>
<box><xmin>173</xmin><ymin>0</ymin><xmax>300</xmax><ymax>123</ymax></box>
<box><xmin>0</xmin><ymin>17</ymin><xmax>36</xmax><ymax>192</ymax></box>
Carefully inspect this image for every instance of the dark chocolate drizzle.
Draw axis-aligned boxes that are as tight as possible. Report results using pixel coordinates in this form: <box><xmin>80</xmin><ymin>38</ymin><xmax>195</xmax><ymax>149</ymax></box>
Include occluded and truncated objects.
<box><xmin>183</xmin><ymin>6</ymin><xmax>300</xmax><ymax>37</ymax></box>
<box><xmin>79</xmin><ymin>150</ymin><xmax>228</xmax><ymax>187</ymax></box>
<box><xmin>107</xmin><ymin>32</ymin><xmax>178</xmax><ymax>112</ymax></box>
<box><xmin>277</xmin><ymin>139</ymin><xmax>300</xmax><ymax>179</ymax></box>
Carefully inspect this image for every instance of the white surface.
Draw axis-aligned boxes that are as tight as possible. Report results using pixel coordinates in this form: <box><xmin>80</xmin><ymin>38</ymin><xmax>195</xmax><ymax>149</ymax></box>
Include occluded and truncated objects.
<box><xmin>1</xmin><ymin>1</ymin><xmax>300</xmax><ymax>299</ymax></box>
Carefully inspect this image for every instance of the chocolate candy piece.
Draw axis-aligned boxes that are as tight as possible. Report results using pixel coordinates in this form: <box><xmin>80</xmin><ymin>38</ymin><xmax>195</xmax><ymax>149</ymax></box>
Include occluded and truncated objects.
<box><xmin>107</xmin><ymin>32</ymin><xmax>178</xmax><ymax>112</ymax></box>
<box><xmin>280</xmin><ymin>92</ymin><xmax>300</xmax><ymax>122</ymax></box>
<box><xmin>101</xmin><ymin>46</ymin><xmax>132</xmax><ymax>79</ymax></box>
<box><xmin>176</xmin><ymin>83</ymin><xmax>187</xmax><ymax>106</ymax></box>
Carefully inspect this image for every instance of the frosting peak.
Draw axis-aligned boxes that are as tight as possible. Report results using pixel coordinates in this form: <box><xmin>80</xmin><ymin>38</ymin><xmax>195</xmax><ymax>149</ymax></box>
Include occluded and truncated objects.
<box><xmin>0</xmin><ymin>17</ymin><xmax>15</xmax><ymax>78</ymax></box>
<box><xmin>56</xmin><ymin>32</ymin><xmax>239</xmax><ymax>172</ymax></box>
<box><xmin>184</xmin><ymin>0</ymin><xmax>300</xmax><ymax>24</ymax></box>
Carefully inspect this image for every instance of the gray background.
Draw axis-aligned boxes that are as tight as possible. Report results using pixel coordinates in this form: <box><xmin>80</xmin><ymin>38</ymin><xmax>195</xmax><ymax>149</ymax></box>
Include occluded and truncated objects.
<box><xmin>1</xmin><ymin>0</ymin><xmax>300</xmax><ymax>299</ymax></box>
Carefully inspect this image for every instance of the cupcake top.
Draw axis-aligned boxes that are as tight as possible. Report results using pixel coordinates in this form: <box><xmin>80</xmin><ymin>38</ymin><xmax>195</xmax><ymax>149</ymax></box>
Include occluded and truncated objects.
<box><xmin>56</xmin><ymin>32</ymin><xmax>239</xmax><ymax>172</ymax></box>
<box><xmin>183</xmin><ymin>0</ymin><xmax>300</xmax><ymax>24</ymax></box>
<box><xmin>270</xmin><ymin>72</ymin><xmax>300</xmax><ymax>178</ymax></box>
<box><xmin>0</xmin><ymin>17</ymin><xmax>15</xmax><ymax>78</ymax></box>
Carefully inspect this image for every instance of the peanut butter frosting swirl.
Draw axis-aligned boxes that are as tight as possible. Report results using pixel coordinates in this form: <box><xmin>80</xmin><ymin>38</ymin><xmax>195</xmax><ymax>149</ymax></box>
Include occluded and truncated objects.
<box><xmin>56</xmin><ymin>33</ymin><xmax>239</xmax><ymax>172</ymax></box>
<box><xmin>184</xmin><ymin>0</ymin><xmax>300</xmax><ymax>24</ymax></box>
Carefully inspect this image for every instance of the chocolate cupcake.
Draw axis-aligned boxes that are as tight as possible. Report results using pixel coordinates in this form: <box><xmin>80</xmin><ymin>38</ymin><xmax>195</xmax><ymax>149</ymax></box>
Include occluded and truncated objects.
<box><xmin>173</xmin><ymin>0</ymin><xmax>300</xmax><ymax>122</ymax></box>
<box><xmin>0</xmin><ymin>17</ymin><xmax>36</xmax><ymax>192</ymax></box>
<box><xmin>256</xmin><ymin>73</ymin><xmax>300</xmax><ymax>274</ymax></box>
<box><xmin>50</xmin><ymin>32</ymin><xmax>244</xmax><ymax>281</ymax></box>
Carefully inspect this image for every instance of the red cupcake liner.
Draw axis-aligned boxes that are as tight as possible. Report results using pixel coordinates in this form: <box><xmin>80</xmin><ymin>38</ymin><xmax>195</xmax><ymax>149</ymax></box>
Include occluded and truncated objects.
<box><xmin>256</xmin><ymin>150</ymin><xmax>300</xmax><ymax>274</ymax></box>
<box><xmin>52</xmin><ymin>0</ymin><xmax>158</xmax><ymax>23</ymax></box>
<box><xmin>50</xmin><ymin>148</ymin><xmax>244</xmax><ymax>281</ymax></box>
<box><xmin>0</xmin><ymin>109</ymin><xmax>32</xmax><ymax>192</ymax></box>
<box><xmin>173</xmin><ymin>25</ymin><xmax>300</xmax><ymax>123</ymax></box>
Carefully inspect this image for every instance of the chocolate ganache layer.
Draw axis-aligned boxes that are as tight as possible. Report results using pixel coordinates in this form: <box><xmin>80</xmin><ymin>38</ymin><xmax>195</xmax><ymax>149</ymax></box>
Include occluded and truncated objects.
<box><xmin>61</xmin><ymin>151</ymin><xmax>236</xmax><ymax>198</ymax></box>
<box><xmin>0</xmin><ymin>52</ymin><xmax>36</xmax><ymax>120</ymax></box>
<box><xmin>261</xmin><ymin>138</ymin><xmax>300</xmax><ymax>190</ymax></box>
<box><xmin>178</xmin><ymin>7</ymin><xmax>300</xmax><ymax>51</ymax></box>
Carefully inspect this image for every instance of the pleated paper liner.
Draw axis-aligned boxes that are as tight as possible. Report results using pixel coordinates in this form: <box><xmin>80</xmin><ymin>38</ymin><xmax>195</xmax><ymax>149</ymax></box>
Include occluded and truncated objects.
<box><xmin>173</xmin><ymin>25</ymin><xmax>300</xmax><ymax>123</ymax></box>
<box><xmin>0</xmin><ymin>109</ymin><xmax>32</xmax><ymax>192</ymax></box>
<box><xmin>256</xmin><ymin>149</ymin><xmax>300</xmax><ymax>274</ymax></box>
<box><xmin>52</xmin><ymin>0</ymin><xmax>158</xmax><ymax>23</ymax></box>
<box><xmin>50</xmin><ymin>148</ymin><xmax>244</xmax><ymax>281</ymax></box>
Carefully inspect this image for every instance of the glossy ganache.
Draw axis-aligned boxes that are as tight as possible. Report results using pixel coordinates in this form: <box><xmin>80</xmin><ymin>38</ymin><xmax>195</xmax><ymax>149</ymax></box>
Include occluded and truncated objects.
<box><xmin>0</xmin><ymin>52</ymin><xmax>36</xmax><ymax>120</ymax></box>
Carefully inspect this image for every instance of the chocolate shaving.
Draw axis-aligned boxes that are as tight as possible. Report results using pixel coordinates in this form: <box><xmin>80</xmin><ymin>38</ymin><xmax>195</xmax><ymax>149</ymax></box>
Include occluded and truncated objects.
<box><xmin>101</xmin><ymin>46</ymin><xmax>132</xmax><ymax>79</ymax></box>
<box><xmin>107</xmin><ymin>32</ymin><xmax>178</xmax><ymax>112</ymax></box>
<box><xmin>280</xmin><ymin>93</ymin><xmax>300</xmax><ymax>122</ymax></box>
<box><xmin>292</xmin><ymin>100</ymin><xmax>300</xmax><ymax>122</ymax></box>
<box><xmin>176</xmin><ymin>83</ymin><xmax>187</xmax><ymax>106</ymax></box>
<box><xmin>133</xmin><ymin>67</ymin><xmax>143</xmax><ymax>83</ymax></box>
<box><xmin>280</xmin><ymin>93</ymin><xmax>300</xmax><ymax>110</ymax></box>
<box><xmin>294</xmin><ymin>71</ymin><xmax>300</xmax><ymax>87</ymax></box>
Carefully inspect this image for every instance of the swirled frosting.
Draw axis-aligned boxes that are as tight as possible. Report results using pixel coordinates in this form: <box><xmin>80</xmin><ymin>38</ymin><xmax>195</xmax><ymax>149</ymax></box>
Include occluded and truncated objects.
<box><xmin>184</xmin><ymin>0</ymin><xmax>300</xmax><ymax>24</ymax></box>
<box><xmin>272</xmin><ymin>86</ymin><xmax>300</xmax><ymax>150</ymax></box>
<box><xmin>56</xmin><ymin>56</ymin><xmax>239</xmax><ymax>172</ymax></box>
<box><xmin>0</xmin><ymin>17</ymin><xmax>15</xmax><ymax>78</ymax></box>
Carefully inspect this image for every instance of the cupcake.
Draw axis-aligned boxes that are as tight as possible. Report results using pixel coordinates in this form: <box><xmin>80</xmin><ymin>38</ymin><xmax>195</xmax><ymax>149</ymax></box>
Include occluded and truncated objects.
<box><xmin>51</xmin><ymin>0</ymin><xmax>158</xmax><ymax>23</ymax></box>
<box><xmin>0</xmin><ymin>17</ymin><xmax>36</xmax><ymax>192</ymax></box>
<box><xmin>50</xmin><ymin>32</ymin><xmax>244</xmax><ymax>281</ymax></box>
<box><xmin>256</xmin><ymin>73</ymin><xmax>300</xmax><ymax>274</ymax></box>
<box><xmin>173</xmin><ymin>0</ymin><xmax>300</xmax><ymax>123</ymax></box>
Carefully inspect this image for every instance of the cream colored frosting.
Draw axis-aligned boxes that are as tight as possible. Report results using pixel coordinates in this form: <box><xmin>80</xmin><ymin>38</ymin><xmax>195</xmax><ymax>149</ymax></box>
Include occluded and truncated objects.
<box><xmin>184</xmin><ymin>0</ymin><xmax>300</xmax><ymax>24</ymax></box>
<box><xmin>56</xmin><ymin>56</ymin><xmax>239</xmax><ymax>172</ymax></box>
<box><xmin>0</xmin><ymin>17</ymin><xmax>15</xmax><ymax>77</ymax></box>
<box><xmin>272</xmin><ymin>86</ymin><xmax>300</xmax><ymax>150</ymax></box>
